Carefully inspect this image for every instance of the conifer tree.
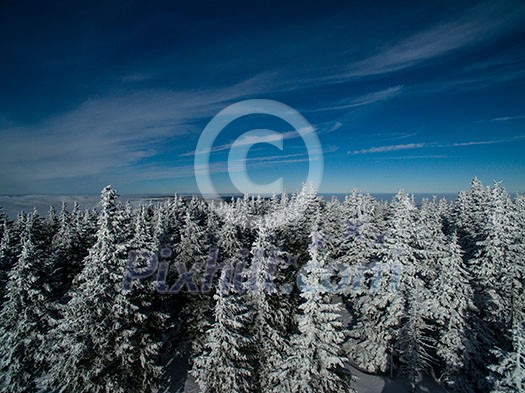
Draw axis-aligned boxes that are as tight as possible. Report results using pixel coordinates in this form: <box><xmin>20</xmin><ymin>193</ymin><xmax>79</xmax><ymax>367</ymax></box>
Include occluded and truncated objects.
<box><xmin>43</xmin><ymin>186</ymin><xmax>165</xmax><ymax>393</ymax></box>
<box><xmin>0</xmin><ymin>222</ymin><xmax>51</xmax><ymax>391</ymax></box>
<box><xmin>174</xmin><ymin>209</ymin><xmax>215</xmax><ymax>369</ymax></box>
<box><xmin>469</xmin><ymin>183</ymin><xmax>515</xmax><ymax>341</ymax></box>
<box><xmin>0</xmin><ymin>224</ymin><xmax>18</xmax><ymax>306</ymax></box>
<box><xmin>453</xmin><ymin>177</ymin><xmax>490</xmax><ymax>259</ymax></box>
<box><xmin>247</xmin><ymin>221</ymin><xmax>293</xmax><ymax>391</ymax></box>
<box><xmin>397</xmin><ymin>286</ymin><xmax>435</xmax><ymax>392</ymax></box>
<box><xmin>0</xmin><ymin>207</ymin><xmax>8</xmax><ymax>239</ymax></box>
<box><xmin>275</xmin><ymin>225</ymin><xmax>353</xmax><ymax>393</ymax></box>
<box><xmin>347</xmin><ymin>191</ymin><xmax>417</xmax><ymax>373</ymax></box>
<box><xmin>337</xmin><ymin>191</ymin><xmax>380</xmax><ymax>294</ymax></box>
<box><xmin>191</xmin><ymin>267</ymin><xmax>254</xmax><ymax>393</ymax></box>
<box><xmin>47</xmin><ymin>202</ymin><xmax>89</xmax><ymax>303</ymax></box>
<box><xmin>488</xmin><ymin>322</ymin><xmax>525</xmax><ymax>392</ymax></box>
<box><xmin>511</xmin><ymin>194</ymin><xmax>525</xmax><ymax>324</ymax></box>
<box><xmin>431</xmin><ymin>232</ymin><xmax>477</xmax><ymax>392</ymax></box>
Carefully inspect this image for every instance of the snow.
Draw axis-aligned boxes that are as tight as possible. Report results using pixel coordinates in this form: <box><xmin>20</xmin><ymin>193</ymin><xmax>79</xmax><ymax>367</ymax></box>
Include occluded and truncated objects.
<box><xmin>179</xmin><ymin>365</ymin><xmax>447</xmax><ymax>393</ymax></box>
<box><xmin>1</xmin><ymin>179</ymin><xmax>523</xmax><ymax>392</ymax></box>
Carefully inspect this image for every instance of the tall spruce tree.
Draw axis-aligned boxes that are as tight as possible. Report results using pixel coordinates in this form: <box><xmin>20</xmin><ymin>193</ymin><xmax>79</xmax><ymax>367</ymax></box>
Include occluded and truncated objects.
<box><xmin>0</xmin><ymin>224</ymin><xmax>19</xmax><ymax>307</ymax></box>
<box><xmin>347</xmin><ymin>191</ymin><xmax>417</xmax><ymax>373</ymax></box>
<box><xmin>0</xmin><ymin>219</ymin><xmax>51</xmax><ymax>392</ymax></box>
<box><xmin>488</xmin><ymin>322</ymin><xmax>525</xmax><ymax>392</ymax></box>
<box><xmin>247</xmin><ymin>220</ymin><xmax>293</xmax><ymax>391</ymax></box>
<box><xmin>43</xmin><ymin>186</ymin><xmax>165</xmax><ymax>393</ymax></box>
<box><xmin>274</xmin><ymin>224</ymin><xmax>353</xmax><ymax>393</ymax></box>
<box><xmin>431</xmin><ymin>233</ymin><xmax>477</xmax><ymax>392</ymax></box>
<box><xmin>191</xmin><ymin>267</ymin><xmax>254</xmax><ymax>393</ymax></box>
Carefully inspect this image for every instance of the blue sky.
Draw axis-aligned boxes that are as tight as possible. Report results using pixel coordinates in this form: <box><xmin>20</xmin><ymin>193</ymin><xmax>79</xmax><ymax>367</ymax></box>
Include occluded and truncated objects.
<box><xmin>0</xmin><ymin>0</ymin><xmax>524</xmax><ymax>195</ymax></box>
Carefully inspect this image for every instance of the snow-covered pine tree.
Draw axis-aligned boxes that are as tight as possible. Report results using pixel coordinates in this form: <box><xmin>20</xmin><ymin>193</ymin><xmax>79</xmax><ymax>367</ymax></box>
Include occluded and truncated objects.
<box><xmin>45</xmin><ymin>205</ymin><xmax>58</xmax><ymax>238</ymax></box>
<box><xmin>166</xmin><ymin>194</ymin><xmax>186</xmax><ymax>245</ymax></box>
<box><xmin>78</xmin><ymin>206</ymin><xmax>98</xmax><ymax>248</ymax></box>
<box><xmin>205</xmin><ymin>203</ymin><xmax>221</xmax><ymax>247</ymax></box>
<box><xmin>396</xmin><ymin>284</ymin><xmax>435</xmax><ymax>392</ymax></box>
<box><xmin>413</xmin><ymin>198</ymin><xmax>447</xmax><ymax>279</ymax></box>
<box><xmin>0</xmin><ymin>224</ymin><xmax>19</xmax><ymax>307</ymax></box>
<box><xmin>130</xmin><ymin>205</ymin><xmax>154</xmax><ymax>251</ymax></box>
<box><xmin>284</xmin><ymin>184</ymin><xmax>320</xmax><ymax>255</ymax></box>
<box><xmin>47</xmin><ymin>202</ymin><xmax>89</xmax><ymax>303</ymax></box>
<box><xmin>274</xmin><ymin>223</ymin><xmax>354</xmax><ymax>393</ymax></box>
<box><xmin>43</xmin><ymin>186</ymin><xmax>165</xmax><ymax>393</ymax></box>
<box><xmin>337</xmin><ymin>191</ymin><xmax>380</xmax><ymax>294</ymax></box>
<box><xmin>488</xmin><ymin>322</ymin><xmax>525</xmax><ymax>392</ymax></box>
<box><xmin>152</xmin><ymin>201</ymin><xmax>170</xmax><ymax>252</ymax></box>
<box><xmin>469</xmin><ymin>183</ymin><xmax>515</xmax><ymax>335</ymax></box>
<box><xmin>191</xmin><ymin>266</ymin><xmax>254</xmax><ymax>393</ymax></box>
<box><xmin>322</xmin><ymin>197</ymin><xmax>345</xmax><ymax>255</ymax></box>
<box><xmin>174</xmin><ymin>211</ymin><xmax>210</xmax><ymax>277</ymax></box>
<box><xmin>346</xmin><ymin>191</ymin><xmax>417</xmax><ymax>373</ymax></box>
<box><xmin>437</xmin><ymin>197</ymin><xmax>454</xmax><ymax>235</ymax></box>
<box><xmin>0</xmin><ymin>207</ymin><xmax>7</xmax><ymax>236</ymax></box>
<box><xmin>511</xmin><ymin>194</ymin><xmax>525</xmax><ymax>324</ymax></box>
<box><xmin>127</xmin><ymin>202</ymin><xmax>169</xmax><ymax>383</ymax></box>
<box><xmin>430</xmin><ymin>232</ymin><xmax>477</xmax><ymax>392</ymax></box>
<box><xmin>247</xmin><ymin>220</ymin><xmax>293</xmax><ymax>391</ymax></box>
<box><xmin>173</xmin><ymin>209</ymin><xmax>216</xmax><ymax>372</ymax></box>
<box><xmin>392</xmin><ymin>196</ymin><xmax>452</xmax><ymax>388</ymax></box>
<box><xmin>0</xmin><ymin>220</ymin><xmax>52</xmax><ymax>391</ymax></box>
<box><xmin>453</xmin><ymin>177</ymin><xmax>490</xmax><ymax>260</ymax></box>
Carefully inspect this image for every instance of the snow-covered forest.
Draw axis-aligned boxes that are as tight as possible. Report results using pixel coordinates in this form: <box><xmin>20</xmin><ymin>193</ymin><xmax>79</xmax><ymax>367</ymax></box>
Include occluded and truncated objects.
<box><xmin>0</xmin><ymin>178</ymin><xmax>524</xmax><ymax>393</ymax></box>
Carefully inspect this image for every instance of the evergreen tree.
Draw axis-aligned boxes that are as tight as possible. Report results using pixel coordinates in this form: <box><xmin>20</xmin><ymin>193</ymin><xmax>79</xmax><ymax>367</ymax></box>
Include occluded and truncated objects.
<box><xmin>397</xmin><ymin>286</ymin><xmax>435</xmax><ymax>392</ymax></box>
<box><xmin>469</xmin><ymin>182</ymin><xmax>515</xmax><ymax>357</ymax></box>
<box><xmin>511</xmin><ymin>194</ymin><xmax>525</xmax><ymax>324</ymax></box>
<box><xmin>0</xmin><ymin>224</ymin><xmax>19</xmax><ymax>306</ymax></box>
<box><xmin>0</xmin><ymin>207</ymin><xmax>8</xmax><ymax>240</ymax></box>
<box><xmin>43</xmin><ymin>186</ymin><xmax>165</xmax><ymax>393</ymax></box>
<box><xmin>191</xmin><ymin>267</ymin><xmax>254</xmax><ymax>393</ymax></box>
<box><xmin>275</xmin><ymin>225</ymin><xmax>353</xmax><ymax>393</ymax></box>
<box><xmin>248</xmin><ymin>221</ymin><xmax>293</xmax><ymax>391</ymax></box>
<box><xmin>431</xmin><ymin>233</ymin><xmax>477</xmax><ymax>392</ymax></box>
<box><xmin>175</xmin><ymin>211</ymin><xmax>213</xmax><ymax>360</ymax></box>
<box><xmin>413</xmin><ymin>199</ymin><xmax>447</xmax><ymax>278</ymax></box>
<box><xmin>47</xmin><ymin>202</ymin><xmax>89</xmax><ymax>303</ymax></box>
<box><xmin>337</xmin><ymin>191</ymin><xmax>380</xmax><ymax>294</ymax></box>
<box><xmin>453</xmin><ymin>177</ymin><xmax>490</xmax><ymax>259</ymax></box>
<box><xmin>347</xmin><ymin>191</ymin><xmax>417</xmax><ymax>373</ymax></box>
<box><xmin>152</xmin><ymin>201</ymin><xmax>170</xmax><ymax>252</ymax></box>
<box><xmin>488</xmin><ymin>322</ymin><xmax>525</xmax><ymax>392</ymax></box>
<box><xmin>45</xmin><ymin>205</ymin><xmax>59</xmax><ymax>238</ymax></box>
<box><xmin>0</xmin><ymin>224</ymin><xmax>51</xmax><ymax>391</ymax></box>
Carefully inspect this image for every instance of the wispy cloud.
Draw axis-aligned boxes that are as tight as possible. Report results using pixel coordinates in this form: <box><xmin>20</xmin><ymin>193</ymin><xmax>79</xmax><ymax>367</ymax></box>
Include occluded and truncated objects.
<box><xmin>448</xmin><ymin>134</ymin><xmax>525</xmax><ymax>146</ymax></box>
<box><xmin>348</xmin><ymin>134</ymin><xmax>525</xmax><ymax>155</ymax></box>
<box><xmin>136</xmin><ymin>152</ymin><xmax>313</xmax><ymax>180</ymax></box>
<box><xmin>0</xmin><ymin>74</ymin><xmax>276</xmax><ymax>192</ymax></box>
<box><xmin>369</xmin><ymin>132</ymin><xmax>420</xmax><ymax>142</ymax></box>
<box><xmin>179</xmin><ymin>127</ymin><xmax>315</xmax><ymax>157</ymax></box>
<box><xmin>349</xmin><ymin>143</ymin><xmax>426</xmax><ymax>155</ymax></box>
<box><xmin>449</xmin><ymin>140</ymin><xmax>502</xmax><ymax>147</ymax></box>
<box><xmin>489</xmin><ymin>114</ymin><xmax>525</xmax><ymax>122</ymax></box>
<box><xmin>311</xmin><ymin>86</ymin><xmax>403</xmax><ymax>112</ymax></box>
<box><xmin>180</xmin><ymin>127</ymin><xmax>315</xmax><ymax>157</ymax></box>
<box><xmin>335</xmin><ymin>1</ymin><xmax>525</xmax><ymax>79</ymax></box>
<box><xmin>375</xmin><ymin>155</ymin><xmax>450</xmax><ymax>160</ymax></box>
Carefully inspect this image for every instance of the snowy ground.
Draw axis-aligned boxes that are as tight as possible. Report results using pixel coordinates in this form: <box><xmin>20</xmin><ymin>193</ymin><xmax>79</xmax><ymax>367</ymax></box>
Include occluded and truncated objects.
<box><xmin>173</xmin><ymin>299</ymin><xmax>448</xmax><ymax>392</ymax></box>
<box><xmin>350</xmin><ymin>366</ymin><xmax>446</xmax><ymax>393</ymax></box>
<box><xmin>181</xmin><ymin>365</ymin><xmax>447</xmax><ymax>393</ymax></box>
